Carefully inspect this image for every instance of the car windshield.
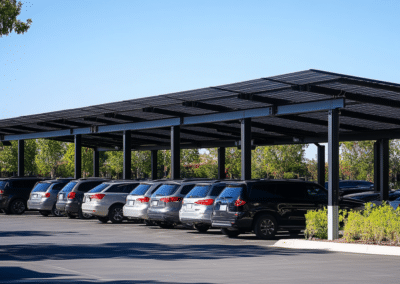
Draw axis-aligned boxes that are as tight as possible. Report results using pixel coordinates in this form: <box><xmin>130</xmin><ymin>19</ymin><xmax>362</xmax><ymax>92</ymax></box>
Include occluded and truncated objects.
<box><xmin>89</xmin><ymin>183</ymin><xmax>110</xmax><ymax>193</ymax></box>
<box><xmin>0</xmin><ymin>181</ymin><xmax>8</xmax><ymax>190</ymax></box>
<box><xmin>129</xmin><ymin>184</ymin><xmax>151</xmax><ymax>196</ymax></box>
<box><xmin>32</xmin><ymin>183</ymin><xmax>51</xmax><ymax>192</ymax></box>
<box><xmin>60</xmin><ymin>182</ymin><xmax>77</xmax><ymax>193</ymax></box>
<box><xmin>185</xmin><ymin>185</ymin><xmax>210</xmax><ymax>198</ymax></box>
<box><xmin>218</xmin><ymin>186</ymin><xmax>243</xmax><ymax>200</ymax></box>
<box><xmin>152</xmin><ymin>184</ymin><xmax>180</xmax><ymax>197</ymax></box>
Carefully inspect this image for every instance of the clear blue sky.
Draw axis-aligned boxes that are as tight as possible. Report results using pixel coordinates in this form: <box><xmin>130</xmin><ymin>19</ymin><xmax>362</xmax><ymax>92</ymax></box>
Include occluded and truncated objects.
<box><xmin>2</xmin><ymin>0</ymin><xmax>400</xmax><ymax>159</ymax></box>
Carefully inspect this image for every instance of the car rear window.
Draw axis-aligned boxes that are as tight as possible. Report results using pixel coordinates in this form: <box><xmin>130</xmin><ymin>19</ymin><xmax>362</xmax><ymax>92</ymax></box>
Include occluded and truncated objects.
<box><xmin>0</xmin><ymin>181</ymin><xmax>8</xmax><ymax>190</ymax></box>
<box><xmin>32</xmin><ymin>183</ymin><xmax>51</xmax><ymax>192</ymax></box>
<box><xmin>218</xmin><ymin>186</ymin><xmax>243</xmax><ymax>200</ymax></box>
<box><xmin>152</xmin><ymin>184</ymin><xmax>180</xmax><ymax>197</ymax></box>
<box><xmin>129</xmin><ymin>184</ymin><xmax>152</xmax><ymax>196</ymax></box>
<box><xmin>186</xmin><ymin>185</ymin><xmax>210</xmax><ymax>198</ymax></box>
<box><xmin>89</xmin><ymin>183</ymin><xmax>109</xmax><ymax>193</ymax></box>
<box><xmin>60</xmin><ymin>182</ymin><xmax>77</xmax><ymax>193</ymax></box>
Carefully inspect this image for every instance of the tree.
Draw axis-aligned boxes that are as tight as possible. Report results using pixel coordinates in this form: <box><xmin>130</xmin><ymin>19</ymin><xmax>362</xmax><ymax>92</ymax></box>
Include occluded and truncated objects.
<box><xmin>35</xmin><ymin>139</ymin><xmax>66</xmax><ymax>178</ymax></box>
<box><xmin>62</xmin><ymin>144</ymin><xmax>97</xmax><ymax>178</ymax></box>
<box><xmin>131</xmin><ymin>150</ymin><xmax>151</xmax><ymax>179</ymax></box>
<box><xmin>0</xmin><ymin>0</ymin><xmax>32</xmax><ymax>37</ymax></box>
<box><xmin>0</xmin><ymin>140</ymin><xmax>37</xmax><ymax>175</ymax></box>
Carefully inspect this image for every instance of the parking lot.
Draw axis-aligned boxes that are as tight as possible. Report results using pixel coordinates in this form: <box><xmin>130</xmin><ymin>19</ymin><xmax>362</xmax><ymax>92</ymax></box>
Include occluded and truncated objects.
<box><xmin>0</xmin><ymin>212</ymin><xmax>399</xmax><ymax>283</ymax></box>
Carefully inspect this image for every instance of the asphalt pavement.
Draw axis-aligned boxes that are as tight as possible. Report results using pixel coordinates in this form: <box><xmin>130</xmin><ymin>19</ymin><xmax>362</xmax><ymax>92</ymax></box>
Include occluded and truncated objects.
<box><xmin>0</xmin><ymin>211</ymin><xmax>399</xmax><ymax>283</ymax></box>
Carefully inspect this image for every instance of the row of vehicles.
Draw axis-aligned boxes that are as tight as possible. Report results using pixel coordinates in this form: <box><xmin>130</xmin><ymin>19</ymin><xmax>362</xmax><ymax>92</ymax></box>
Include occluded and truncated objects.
<box><xmin>0</xmin><ymin>176</ymin><xmax>375</xmax><ymax>239</ymax></box>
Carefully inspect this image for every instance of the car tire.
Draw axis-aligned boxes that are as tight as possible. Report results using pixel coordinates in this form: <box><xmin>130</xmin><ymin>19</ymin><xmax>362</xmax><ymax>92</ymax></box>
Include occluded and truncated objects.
<box><xmin>66</xmin><ymin>212</ymin><xmax>76</xmax><ymax>219</ymax></box>
<box><xmin>254</xmin><ymin>214</ymin><xmax>277</xmax><ymax>240</ymax></box>
<box><xmin>98</xmin><ymin>217</ymin><xmax>109</xmax><ymax>223</ymax></box>
<box><xmin>194</xmin><ymin>224</ymin><xmax>210</xmax><ymax>233</ymax></box>
<box><xmin>78</xmin><ymin>209</ymin><xmax>92</xmax><ymax>220</ymax></box>
<box><xmin>108</xmin><ymin>205</ymin><xmax>124</xmax><ymax>224</ymax></box>
<box><xmin>39</xmin><ymin>210</ymin><xmax>50</xmax><ymax>216</ymax></box>
<box><xmin>159</xmin><ymin>222</ymin><xmax>174</xmax><ymax>229</ymax></box>
<box><xmin>221</xmin><ymin>228</ymin><xmax>241</xmax><ymax>238</ymax></box>
<box><xmin>52</xmin><ymin>204</ymin><xmax>64</xmax><ymax>217</ymax></box>
<box><xmin>9</xmin><ymin>199</ymin><xmax>26</xmax><ymax>215</ymax></box>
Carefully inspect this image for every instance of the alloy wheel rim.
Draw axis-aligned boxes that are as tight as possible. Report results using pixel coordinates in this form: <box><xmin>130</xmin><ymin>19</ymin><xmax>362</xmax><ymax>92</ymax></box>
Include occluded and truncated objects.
<box><xmin>260</xmin><ymin>219</ymin><xmax>274</xmax><ymax>236</ymax></box>
<box><xmin>13</xmin><ymin>201</ymin><xmax>25</xmax><ymax>213</ymax></box>
<box><xmin>113</xmin><ymin>208</ymin><xmax>123</xmax><ymax>221</ymax></box>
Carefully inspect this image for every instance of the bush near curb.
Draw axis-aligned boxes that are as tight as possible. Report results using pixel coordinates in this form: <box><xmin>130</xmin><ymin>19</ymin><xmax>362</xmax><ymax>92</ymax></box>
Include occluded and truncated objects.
<box><xmin>304</xmin><ymin>208</ymin><xmax>347</xmax><ymax>239</ymax></box>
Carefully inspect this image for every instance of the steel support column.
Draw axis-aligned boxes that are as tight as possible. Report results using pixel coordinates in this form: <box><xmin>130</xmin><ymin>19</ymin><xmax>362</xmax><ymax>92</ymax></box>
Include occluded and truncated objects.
<box><xmin>374</xmin><ymin>141</ymin><xmax>380</xmax><ymax>193</ymax></box>
<box><xmin>241</xmin><ymin>118</ymin><xmax>252</xmax><ymax>180</ymax></box>
<box><xmin>74</xmin><ymin>135</ymin><xmax>82</xmax><ymax>179</ymax></box>
<box><xmin>218</xmin><ymin>147</ymin><xmax>226</xmax><ymax>179</ymax></box>
<box><xmin>18</xmin><ymin>140</ymin><xmax>24</xmax><ymax>177</ymax></box>
<box><xmin>93</xmin><ymin>150</ymin><xmax>99</xmax><ymax>177</ymax></box>
<box><xmin>328</xmin><ymin>109</ymin><xmax>339</xmax><ymax>240</ymax></box>
<box><xmin>379</xmin><ymin>139</ymin><xmax>389</xmax><ymax>201</ymax></box>
<box><xmin>123</xmin><ymin>130</ymin><xmax>131</xmax><ymax>180</ymax></box>
<box><xmin>317</xmin><ymin>145</ymin><xmax>325</xmax><ymax>187</ymax></box>
<box><xmin>151</xmin><ymin>150</ymin><xmax>158</xmax><ymax>180</ymax></box>
<box><xmin>171</xmin><ymin>126</ymin><xmax>180</xmax><ymax>180</ymax></box>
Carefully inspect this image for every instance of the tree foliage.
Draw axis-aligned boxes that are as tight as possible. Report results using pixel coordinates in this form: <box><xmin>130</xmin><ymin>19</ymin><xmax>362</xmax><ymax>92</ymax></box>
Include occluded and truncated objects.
<box><xmin>0</xmin><ymin>0</ymin><xmax>32</xmax><ymax>37</ymax></box>
<box><xmin>35</xmin><ymin>139</ymin><xmax>66</xmax><ymax>178</ymax></box>
<box><xmin>0</xmin><ymin>140</ymin><xmax>37</xmax><ymax>175</ymax></box>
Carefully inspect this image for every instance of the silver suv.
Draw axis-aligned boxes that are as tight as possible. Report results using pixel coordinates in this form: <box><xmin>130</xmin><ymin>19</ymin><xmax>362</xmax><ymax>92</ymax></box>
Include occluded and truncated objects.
<box><xmin>179</xmin><ymin>181</ymin><xmax>229</xmax><ymax>232</ymax></box>
<box><xmin>82</xmin><ymin>180</ymin><xmax>140</xmax><ymax>223</ymax></box>
<box><xmin>147</xmin><ymin>180</ymin><xmax>200</xmax><ymax>229</ymax></box>
<box><xmin>27</xmin><ymin>179</ymin><xmax>73</xmax><ymax>217</ymax></box>
<box><xmin>123</xmin><ymin>181</ymin><xmax>165</xmax><ymax>225</ymax></box>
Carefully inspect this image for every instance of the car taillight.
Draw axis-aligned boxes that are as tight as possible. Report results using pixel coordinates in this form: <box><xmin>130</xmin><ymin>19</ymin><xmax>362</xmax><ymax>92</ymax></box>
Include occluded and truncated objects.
<box><xmin>0</xmin><ymin>190</ymin><xmax>4</xmax><ymax>194</ymax></box>
<box><xmin>137</xmin><ymin>197</ymin><xmax>150</xmax><ymax>203</ymax></box>
<box><xmin>160</xmin><ymin>197</ymin><xmax>182</xmax><ymax>203</ymax></box>
<box><xmin>91</xmin><ymin>194</ymin><xmax>105</xmax><ymax>200</ymax></box>
<box><xmin>195</xmin><ymin>199</ymin><xmax>214</xmax><ymax>206</ymax></box>
<box><xmin>234</xmin><ymin>199</ymin><xmax>246</xmax><ymax>206</ymax></box>
<box><xmin>67</xmin><ymin>192</ymin><xmax>76</xmax><ymax>199</ymax></box>
<box><xmin>43</xmin><ymin>192</ymin><xmax>51</xmax><ymax>198</ymax></box>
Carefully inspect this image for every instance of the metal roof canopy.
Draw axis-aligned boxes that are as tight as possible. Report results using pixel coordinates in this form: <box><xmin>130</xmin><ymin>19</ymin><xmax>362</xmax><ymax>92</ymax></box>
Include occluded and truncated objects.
<box><xmin>1</xmin><ymin>69</ymin><xmax>400</xmax><ymax>150</ymax></box>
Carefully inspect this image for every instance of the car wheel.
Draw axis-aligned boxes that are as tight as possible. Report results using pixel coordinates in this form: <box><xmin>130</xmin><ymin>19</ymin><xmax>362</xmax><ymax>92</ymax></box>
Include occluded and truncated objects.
<box><xmin>108</xmin><ymin>205</ymin><xmax>124</xmax><ymax>223</ymax></box>
<box><xmin>52</xmin><ymin>205</ymin><xmax>64</xmax><ymax>217</ymax></box>
<box><xmin>97</xmin><ymin>217</ymin><xmax>109</xmax><ymax>223</ymax></box>
<box><xmin>254</xmin><ymin>214</ymin><xmax>277</xmax><ymax>240</ymax></box>
<box><xmin>9</xmin><ymin>199</ymin><xmax>26</xmax><ymax>215</ymax></box>
<box><xmin>66</xmin><ymin>212</ymin><xmax>76</xmax><ymax>219</ymax></box>
<box><xmin>159</xmin><ymin>222</ymin><xmax>174</xmax><ymax>229</ymax></box>
<box><xmin>78</xmin><ymin>209</ymin><xmax>92</xmax><ymax>220</ymax></box>
<box><xmin>194</xmin><ymin>224</ymin><xmax>210</xmax><ymax>233</ymax></box>
<box><xmin>221</xmin><ymin>228</ymin><xmax>241</xmax><ymax>238</ymax></box>
<box><xmin>39</xmin><ymin>210</ymin><xmax>50</xmax><ymax>216</ymax></box>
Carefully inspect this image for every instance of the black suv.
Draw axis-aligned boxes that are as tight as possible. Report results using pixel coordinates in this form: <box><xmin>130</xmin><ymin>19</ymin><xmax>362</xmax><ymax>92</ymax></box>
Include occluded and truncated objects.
<box><xmin>0</xmin><ymin>177</ymin><xmax>46</xmax><ymax>214</ymax></box>
<box><xmin>211</xmin><ymin>180</ymin><xmax>364</xmax><ymax>239</ymax></box>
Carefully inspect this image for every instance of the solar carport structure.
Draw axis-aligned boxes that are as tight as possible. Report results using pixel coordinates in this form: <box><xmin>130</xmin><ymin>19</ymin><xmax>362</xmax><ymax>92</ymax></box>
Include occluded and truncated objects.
<box><xmin>1</xmin><ymin>69</ymin><xmax>400</xmax><ymax>240</ymax></box>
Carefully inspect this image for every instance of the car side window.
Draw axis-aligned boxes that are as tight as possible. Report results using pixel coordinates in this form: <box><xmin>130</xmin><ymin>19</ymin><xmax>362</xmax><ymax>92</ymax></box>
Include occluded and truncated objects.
<box><xmin>123</xmin><ymin>184</ymin><xmax>138</xmax><ymax>193</ymax></box>
<box><xmin>51</xmin><ymin>183</ymin><xmax>65</xmax><ymax>191</ymax></box>
<box><xmin>249</xmin><ymin>183</ymin><xmax>279</xmax><ymax>201</ymax></box>
<box><xmin>78</xmin><ymin>181</ymin><xmax>103</xmax><ymax>192</ymax></box>
<box><xmin>305</xmin><ymin>185</ymin><xmax>327</xmax><ymax>202</ymax></box>
<box><xmin>276</xmin><ymin>183</ymin><xmax>307</xmax><ymax>201</ymax></box>
<box><xmin>180</xmin><ymin>185</ymin><xmax>195</xmax><ymax>195</ymax></box>
<box><xmin>209</xmin><ymin>185</ymin><xmax>226</xmax><ymax>197</ymax></box>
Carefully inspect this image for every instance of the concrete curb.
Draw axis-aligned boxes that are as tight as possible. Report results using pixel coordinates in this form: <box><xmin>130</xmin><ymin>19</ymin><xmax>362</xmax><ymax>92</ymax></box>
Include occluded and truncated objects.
<box><xmin>272</xmin><ymin>239</ymin><xmax>400</xmax><ymax>256</ymax></box>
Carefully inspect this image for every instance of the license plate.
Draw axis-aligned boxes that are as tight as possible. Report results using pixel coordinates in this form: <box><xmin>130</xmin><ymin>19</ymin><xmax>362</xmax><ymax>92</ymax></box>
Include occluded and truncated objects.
<box><xmin>152</xmin><ymin>201</ymin><xmax>158</xmax><ymax>206</ymax></box>
<box><xmin>130</xmin><ymin>200</ymin><xmax>135</xmax><ymax>206</ymax></box>
<box><xmin>186</xmin><ymin>204</ymin><xmax>193</xmax><ymax>209</ymax></box>
<box><xmin>220</xmin><ymin>204</ymin><xmax>227</xmax><ymax>211</ymax></box>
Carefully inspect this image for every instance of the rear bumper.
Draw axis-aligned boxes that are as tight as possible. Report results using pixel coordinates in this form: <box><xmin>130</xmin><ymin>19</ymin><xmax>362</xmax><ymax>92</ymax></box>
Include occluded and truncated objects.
<box><xmin>148</xmin><ymin>208</ymin><xmax>180</xmax><ymax>223</ymax></box>
<box><xmin>123</xmin><ymin>205</ymin><xmax>149</xmax><ymax>219</ymax></box>
<box><xmin>65</xmin><ymin>202</ymin><xmax>80</xmax><ymax>214</ymax></box>
<box><xmin>27</xmin><ymin>199</ymin><xmax>53</xmax><ymax>211</ymax></box>
<box><xmin>82</xmin><ymin>203</ymin><xmax>108</xmax><ymax>217</ymax></box>
<box><xmin>179</xmin><ymin>211</ymin><xmax>212</xmax><ymax>225</ymax></box>
<box><xmin>56</xmin><ymin>201</ymin><xmax>67</xmax><ymax>212</ymax></box>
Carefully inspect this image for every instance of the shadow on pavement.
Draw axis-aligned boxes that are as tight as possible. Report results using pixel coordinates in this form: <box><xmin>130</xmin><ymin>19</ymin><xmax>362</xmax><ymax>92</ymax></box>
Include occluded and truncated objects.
<box><xmin>0</xmin><ymin>231</ymin><xmax>81</xmax><ymax>238</ymax></box>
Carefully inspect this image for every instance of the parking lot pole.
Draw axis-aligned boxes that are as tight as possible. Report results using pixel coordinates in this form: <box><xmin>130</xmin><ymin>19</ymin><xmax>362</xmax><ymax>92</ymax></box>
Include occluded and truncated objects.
<box><xmin>374</xmin><ymin>142</ymin><xmax>380</xmax><ymax>192</ymax></box>
<box><xmin>123</xmin><ymin>131</ymin><xmax>132</xmax><ymax>180</ymax></box>
<box><xmin>328</xmin><ymin>109</ymin><xmax>339</xmax><ymax>240</ymax></box>
<box><xmin>18</xmin><ymin>139</ymin><xmax>24</xmax><ymax>177</ymax></box>
<box><xmin>93</xmin><ymin>150</ymin><xmax>99</xmax><ymax>177</ymax></box>
<box><xmin>241</xmin><ymin>118</ymin><xmax>251</xmax><ymax>181</ymax></box>
<box><xmin>74</xmin><ymin>135</ymin><xmax>82</xmax><ymax>179</ymax></box>
<box><xmin>171</xmin><ymin>126</ymin><xmax>180</xmax><ymax>179</ymax></box>
<box><xmin>317</xmin><ymin>144</ymin><xmax>325</xmax><ymax>187</ymax></box>
<box><xmin>151</xmin><ymin>150</ymin><xmax>158</xmax><ymax>180</ymax></box>
<box><xmin>218</xmin><ymin>147</ymin><xmax>226</xmax><ymax>179</ymax></box>
<box><xmin>379</xmin><ymin>139</ymin><xmax>389</xmax><ymax>201</ymax></box>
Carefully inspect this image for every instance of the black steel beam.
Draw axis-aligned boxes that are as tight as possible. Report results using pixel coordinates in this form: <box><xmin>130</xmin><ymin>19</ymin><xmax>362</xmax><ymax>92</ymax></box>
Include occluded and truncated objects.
<box><xmin>93</xmin><ymin>150</ymin><xmax>99</xmax><ymax>177</ymax></box>
<box><xmin>151</xmin><ymin>150</ymin><xmax>158</xmax><ymax>180</ymax></box>
<box><xmin>74</xmin><ymin>135</ymin><xmax>82</xmax><ymax>179</ymax></box>
<box><xmin>171</xmin><ymin>126</ymin><xmax>180</xmax><ymax>179</ymax></box>
<box><xmin>338</xmin><ymin>78</ymin><xmax>400</xmax><ymax>94</ymax></box>
<box><xmin>18</xmin><ymin>140</ymin><xmax>24</xmax><ymax>177</ymax></box>
<box><xmin>237</xmin><ymin>93</ymin><xmax>291</xmax><ymax>105</ymax></box>
<box><xmin>84</xmin><ymin>117</ymin><xmax>116</xmax><ymax>124</ymax></box>
<box><xmin>380</xmin><ymin>139</ymin><xmax>389</xmax><ymax>201</ymax></box>
<box><xmin>123</xmin><ymin>130</ymin><xmax>131</xmax><ymax>180</ymax></box>
<box><xmin>37</xmin><ymin>122</ymin><xmax>70</xmax><ymax>129</ymax></box>
<box><xmin>0</xmin><ymin>128</ymin><xmax>25</xmax><ymax>134</ymax></box>
<box><xmin>241</xmin><ymin>118</ymin><xmax>252</xmax><ymax>180</ymax></box>
<box><xmin>1</xmin><ymin>141</ymin><xmax>12</xmax><ymax>146</ymax></box>
<box><xmin>180</xmin><ymin>128</ymin><xmax>234</xmax><ymax>140</ymax></box>
<box><xmin>328</xmin><ymin>109</ymin><xmax>339</xmax><ymax>240</ymax></box>
<box><xmin>53</xmin><ymin>119</ymin><xmax>91</xmax><ymax>128</ymax></box>
<box><xmin>374</xmin><ymin>141</ymin><xmax>380</xmax><ymax>192</ymax></box>
<box><xmin>341</xmin><ymin>109</ymin><xmax>400</xmax><ymax>125</ymax></box>
<box><xmin>251</xmin><ymin>121</ymin><xmax>320</xmax><ymax>138</ymax></box>
<box><xmin>104</xmin><ymin>113</ymin><xmax>144</xmax><ymax>123</ymax></box>
<box><xmin>182</xmin><ymin>101</ymin><xmax>231</xmax><ymax>112</ymax></box>
<box><xmin>8</xmin><ymin>125</ymin><xmax>42</xmax><ymax>132</ymax></box>
<box><xmin>218</xmin><ymin>147</ymin><xmax>226</xmax><ymax>179</ymax></box>
<box><xmin>143</xmin><ymin>107</ymin><xmax>189</xmax><ymax>117</ymax></box>
<box><xmin>316</xmin><ymin>144</ymin><xmax>325</xmax><ymax>187</ymax></box>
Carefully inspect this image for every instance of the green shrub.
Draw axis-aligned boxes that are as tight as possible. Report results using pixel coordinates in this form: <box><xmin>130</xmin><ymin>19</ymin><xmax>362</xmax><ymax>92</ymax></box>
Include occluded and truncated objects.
<box><xmin>304</xmin><ymin>208</ymin><xmax>328</xmax><ymax>239</ymax></box>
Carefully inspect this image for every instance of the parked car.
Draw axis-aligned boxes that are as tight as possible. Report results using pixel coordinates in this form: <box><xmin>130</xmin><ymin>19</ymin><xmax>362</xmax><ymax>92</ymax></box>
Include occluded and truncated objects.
<box><xmin>123</xmin><ymin>180</ymin><xmax>166</xmax><ymax>225</ymax></box>
<box><xmin>325</xmin><ymin>180</ymin><xmax>374</xmax><ymax>196</ymax></box>
<box><xmin>56</xmin><ymin>178</ymin><xmax>108</xmax><ymax>219</ymax></box>
<box><xmin>211</xmin><ymin>180</ymin><xmax>364</xmax><ymax>239</ymax></box>
<box><xmin>179</xmin><ymin>181</ymin><xmax>229</xmax><ymax>232</ymax></box>
<box><xmin>0</xmin><ymin>176</ymin><xmax>46</xmax><ymax>214</ymax></box>
<box><xmin>345</xmin><ymin>190</ymin><xmax>400</xmax><ymax>206</ymax></box>
<box><xmin>147</xmin><ymin>180</ymin><xmax>203</xmax><ymax>228</ymax></box>
<box><xmin>82</xmin><ymin>180</ymin><xmax>140</xmax><ymax>223</ymax></box>
<box><xmin>27</xmin><ymin>178</ymin><xmax>73</xmax><ymax>217</ymax></box>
